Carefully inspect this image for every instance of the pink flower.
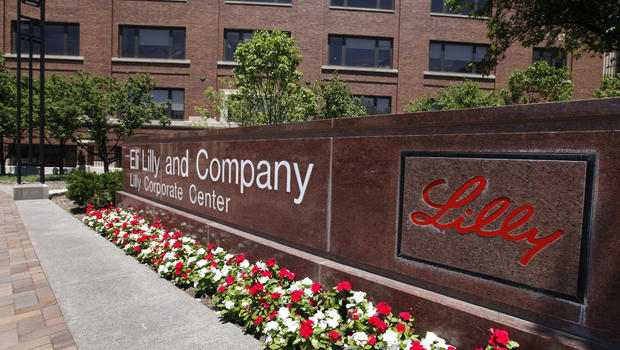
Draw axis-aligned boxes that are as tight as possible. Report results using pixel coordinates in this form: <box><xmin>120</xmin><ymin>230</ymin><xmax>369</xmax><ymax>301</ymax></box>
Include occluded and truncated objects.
<box><xmin>337</xmin><ymin>281</ymin><xmax>352</xmax><ymax>292</ymax></box>
<box><xmin>376</xmin><ymin>302</ymin><xmax>391</xmax><ymax>315</ymax></box>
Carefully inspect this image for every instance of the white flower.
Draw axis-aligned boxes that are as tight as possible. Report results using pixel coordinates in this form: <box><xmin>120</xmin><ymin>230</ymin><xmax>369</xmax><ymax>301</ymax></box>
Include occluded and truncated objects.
<box><xmin>255</xmin><ymin>261</ymin><xmax>266</xmax><ymax>269</ymax></box>
<box><xmin>382</xmin><ymin>329</ymin><xmax>399</xmax><ymax>346</ymax></box>
<box><xmin>198</xmin><ymin>268</ymin><xmax>208</xmax><ymax>278</ymax></box>
<box><xmin>196</xmin><ymin>248</ymin><xmax>206</xmax><ymax>255</ymax></box>
<box><xmin>259</xmin><ymin>276</ymin><xmax>270</xmax><ymax>284</ymax></box>
<box><xmin>325</xmin><ymin>317</ymin><xmax>340</xmax><ymax>329</ymax></box>
<box><xmin>224</xmin><ymin>253</ymin><xmax>234</xmax><ymax>261</ymax></box>
<box><xmin>351</xmin><ymin>291</ymin><xmax>366</xmax><ymax>304</ymax></box>
<box><xmin>351</xmin><ymin>332</ymin><xmax>368</xmax><ymax>346</ymax></box>
<box><xmin>239</xmin><ymin>260</ymin><xmax>249</xmax><ymax>268</ymax></box>
<box><xmin>283</xmin><ymin>318</ymin><xmax>299</xmax><ymax>333</ymax></box>
<box><xmin>213</xmin><ymin>247</ymin><xmax>223</xmax><ymax>254</ymax></box>
<box><xmin>277</xmin><ymin>307</ymin><xmax>291</xmax><ymax>320</ymax></box>
<box><xmin>365</xmin><ymin>303</ymin><xmax>376</xmax><ymax>318</ymax></box>
<box><xmin>221</xmin><ymin>265</ymin><xmax>231</xmax><ymax>275</ymax></box>
<box><xmin>187</xmin><ymin>257</ymin><xmax>197</xmax><ymax>265</ymax></box>
<box><xmin>196</xmin><ymin>260</ymin><xmax>207</xmax><ymax>268</ymax></box>
<box><xmin>242</xmin><ymin>301</ymin><xmax>249</xmax><ymax>308</ymax></box>
<box><xmin>301</xmin><ymin>277</ymin><xmax>313</xmax><ymax>286</ymax></box>
<box><xmin>264</xmin><ymin>321</ymin><xmax>279</xmax><ymax>332</ymax></box>
<box><xmin>213</xmin><ymin>270</ymin><xmax>223</xmax><ymax>281</ymax></box>
<box><xmin>421</xmin><ymin>331</ymin><xmax>447</xmax><ymax>348</ymax></box>
<box><xmin>224</xmin><ymin>300</ymin><xmax>234</xmax><ymax>309</ymax></box>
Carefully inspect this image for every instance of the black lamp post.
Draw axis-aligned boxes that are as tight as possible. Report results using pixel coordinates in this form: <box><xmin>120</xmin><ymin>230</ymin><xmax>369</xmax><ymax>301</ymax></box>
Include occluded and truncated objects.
<box><xmin>16</xmin><ymin>0</ymin><xmax>45</xmax><ymax>184</ymax></box>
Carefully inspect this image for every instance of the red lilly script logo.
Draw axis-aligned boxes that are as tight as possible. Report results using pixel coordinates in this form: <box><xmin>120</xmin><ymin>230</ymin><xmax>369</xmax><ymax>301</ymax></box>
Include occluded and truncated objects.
<box><xmin>410</xmin><ymin>176</ymin><xmax>564</xmax><ymax>265</ymax></box>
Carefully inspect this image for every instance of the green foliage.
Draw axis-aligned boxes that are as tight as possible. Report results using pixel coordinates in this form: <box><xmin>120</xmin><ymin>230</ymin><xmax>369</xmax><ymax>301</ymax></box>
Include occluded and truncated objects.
<box><xmin>313</xmin><ymin>74</ymin><xmax>366</xmax><ymax>119</ymax></box>
<box><xmin>226</xmin><ymin>30</ymin><xmax>316</xmax><ymax>126</ymax></box>
<box><xmin>594</xmin><ymin>74</ymin><xmax>620</xmax><ymax>98</ymax></box>
<box><xmin>71</xmin><ymin>71</ymin><xmax>169</xmax><ymax>172</ymax></box>
<box><xmin>192</xmin><ymin>86</ymin><xmax>227</xmax><ymax>128</ymax></box>
<box><xmin>45</xmin><ymin>74</ymin><xmax>82</xmax><ymax>174</ymax></box>
<box><xmin>405</xmin><ymin>80</ymin><xmax>501</xmax><ymax>112</ymax></box>
<box><xmin>66</xmin><ymin>170</ymin><xmax>122</xmax><ymax>207</ymax></box>
<box><xmin>448</xmin><ymin>0</ymin><xmax>619</xmax><ymax>70</ymax></box>
<box><xmin>500</xmin><ymin>61</ymin><xmax>573</xmax><ymax>104</ymax></box>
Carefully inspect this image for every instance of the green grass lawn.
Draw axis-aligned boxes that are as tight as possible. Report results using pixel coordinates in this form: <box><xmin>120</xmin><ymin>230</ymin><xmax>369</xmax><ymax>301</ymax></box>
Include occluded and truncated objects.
<box><xmin>0</xmin><ymin>174</ymin><xmax>69</xmax><ymax>182</ymax></box>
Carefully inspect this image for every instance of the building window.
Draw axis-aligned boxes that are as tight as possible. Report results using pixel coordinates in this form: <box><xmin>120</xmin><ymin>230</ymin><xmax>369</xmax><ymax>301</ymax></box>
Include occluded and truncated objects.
<box><xmin>430</xmin><ymin>0</ymin><xmax>486</xmax><ymax>15</ymax></box>
<box><xmin>329</xmin><ymin>35</ymin><xmax>393</xmax><ymax>69</ymax></box>
<box><xmin>356</xmin><ymin>95</ymin><xmax>391</xmax><ymax>115</ymax></box>
<box><xmin>120</xmin><ymin>26</ymin><xmax>185</xmax><ymax>59</ymax></box>
<box><xmin>533</xmin><ymin>48</ymin><xmax>567</xmax><ymax>69</ymax></box>
<box><xmin>224</xmin><ymin>30</ymin><xmax>255</xmax><ymax>61</ymax></box>
<box><xmin>12</xmin><ymin>21</ymin><xmax>79</xmax><ymax>56</ymax></box>
<box><xmin>429</xmin><ymin>41</ymin><xmax>488</xmax><ymax>74</ymax></box>
<box><xmin>330</xmin><ymin>0</ymin><xmax>394</xmax><ymax>10</ymax></box>
<box><xmin>151</xmin><ymin>88</ymin><xmax>184</xmax><ymax>119</ymax></box>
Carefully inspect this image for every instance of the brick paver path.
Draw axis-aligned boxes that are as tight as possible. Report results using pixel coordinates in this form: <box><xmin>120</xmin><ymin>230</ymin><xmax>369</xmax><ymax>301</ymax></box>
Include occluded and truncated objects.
<box><xmin>0</xmin><ymin>191</ymin><xmax>77</xmax><ymax>350</ymax></box>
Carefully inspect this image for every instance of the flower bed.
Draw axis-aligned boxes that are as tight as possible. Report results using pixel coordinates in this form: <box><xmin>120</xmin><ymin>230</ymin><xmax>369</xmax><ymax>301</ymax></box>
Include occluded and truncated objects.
<box><xmin>83</xmin><ymin>206</ymin><xmax>519</xmax><ymax>350</ymax></box>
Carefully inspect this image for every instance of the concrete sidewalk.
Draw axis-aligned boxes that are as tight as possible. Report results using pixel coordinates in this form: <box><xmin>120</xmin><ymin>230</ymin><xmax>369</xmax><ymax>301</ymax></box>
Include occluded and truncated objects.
<box><xmin>0</xmin><ymin>185</ymin><xmax>262</xmax><ymax>350</ymax></box>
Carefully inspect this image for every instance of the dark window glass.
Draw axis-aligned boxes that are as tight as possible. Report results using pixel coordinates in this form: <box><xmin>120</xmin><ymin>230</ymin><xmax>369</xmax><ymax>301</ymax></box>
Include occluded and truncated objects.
<box><xmin>533</xmin><ymin>48</ymin><xmax>566</xmax><ymax>69</ymax></box>
<box><xmin>224</xmin><ymin>30</ymin><xmax>255</xmax><ymax>61</ymax></box>
<box><xmin>12</xmin><ymin>21</ymin><xmax>79</xmax><ymax>56</ymax></box>
<box><xmin>330</xmin><ymin>0</ymin><xmax>393</xmax><ymax>10</ymax></box>
<box><xmin>236</xmin><ymin>0</ymin><xmax>292</xmax><ymax>3</ymax></box>
<box><xmin>430</xmin><ymin>0</ymin><xmax>486</xmax><ymax>15</ymax></box>
<box><xmin>151</xmin><ymin>88</ymin><xmax>184</xmax><ymax>119</ymax></box>
<box><xmin>328</xmin><ymin>35</ymin><xmax>393</xmax><ymax>68</ymax></box>
<box><xmin>120</xmin><ymin>26</ymin><xmax>185</xmax><ymax>59</ymax></box>
<box><xmin>429</xmin><ymin>41</ymin><xmax>488</xmax><ymax>74</ymax></box>
<box><xmin>356</xmin><ymin>95</ymin><xmax>391</xmax><ymax>115</ymax></box>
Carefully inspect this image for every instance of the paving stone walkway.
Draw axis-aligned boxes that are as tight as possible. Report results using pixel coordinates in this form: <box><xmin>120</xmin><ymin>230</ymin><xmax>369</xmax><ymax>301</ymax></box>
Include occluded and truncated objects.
<box><xmin>0</xmin><ymin>191</ymin><xmax>77</xmax><ymax>350</ymax></box>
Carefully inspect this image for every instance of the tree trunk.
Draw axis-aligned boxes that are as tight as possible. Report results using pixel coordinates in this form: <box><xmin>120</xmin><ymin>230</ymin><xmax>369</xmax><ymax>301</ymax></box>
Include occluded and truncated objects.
<box><xmin>0</xmin><ymin>135</ymin><xmax>5</xmax><ymax>176</ymax></box>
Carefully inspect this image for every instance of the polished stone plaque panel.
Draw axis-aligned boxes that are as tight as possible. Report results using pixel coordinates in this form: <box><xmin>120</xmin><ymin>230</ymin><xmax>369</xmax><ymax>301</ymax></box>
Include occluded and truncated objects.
<box><xmin>398</xmin><ymin>154</ymin><xmax>591</xmax><ymax>299</ymax></box>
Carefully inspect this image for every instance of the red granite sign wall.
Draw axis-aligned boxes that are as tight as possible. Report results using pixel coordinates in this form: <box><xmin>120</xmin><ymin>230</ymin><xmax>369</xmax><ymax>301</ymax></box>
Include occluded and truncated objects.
<box><xmin>119</xmin><ymin>99</ymin><xmax>620</xmax><ymax>350</ymax></box>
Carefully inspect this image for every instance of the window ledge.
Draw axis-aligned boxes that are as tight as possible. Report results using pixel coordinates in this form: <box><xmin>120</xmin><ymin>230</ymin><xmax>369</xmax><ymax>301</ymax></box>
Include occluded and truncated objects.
<box><xmin>322</xmin><ymin>65</ymin><xmax>398</xmax><ymax>74</ymax></box>
<box><xmin>112</xmin><ymin>57</ymin><xmax>190</xmax><ymax>65</ymax></box>
<box><xmin>329</xmin><ymin>6</ymin><xmax>394</xmax><ymax>13</ymax></box>
<box><xmin>430</xmin><ymin>12</ymin><xmax>488</xmax><ymax>20</ymax></box>
<box><xmin>424</xmin><ymin>70</ymin><xmax>495</xmax><ymax>80</ymax></box>
<box><xmin>217</xmin><ymin>60</ymin><xmax>239</xmax><ymax>66</ymax></box>
<box><xmin>224</xmin><ymin>1</ymin><xmax>292</xmax><ymax>7</ymax></box>
<box><xmin>4</xmin><ymin>53</ymin><xmax>84</xmax><ymax>61</ymax></box>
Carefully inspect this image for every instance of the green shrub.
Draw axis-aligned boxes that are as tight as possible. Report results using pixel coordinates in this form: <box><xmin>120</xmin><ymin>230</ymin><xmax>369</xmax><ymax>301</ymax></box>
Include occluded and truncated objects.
<box><xmin>66</xmin><ymin>170</ymin><xmax>122</xmax><ymax>207</ymax></box>
<box><xmin>594</xmin><ymin>74</ymin><xmax>620</xmax><ymax>98</ymax></box>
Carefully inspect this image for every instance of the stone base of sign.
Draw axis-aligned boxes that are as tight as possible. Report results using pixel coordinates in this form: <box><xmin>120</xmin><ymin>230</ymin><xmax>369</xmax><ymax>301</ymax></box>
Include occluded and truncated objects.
<box><xmin>13</xmin><ymin>183</ymin><xmax>49</xmax><ymax>200</ymax></box>
<box><xmin>116</xmin><ymin>190</ymin><xmax>610</xmax><ymax>350</ymax></box>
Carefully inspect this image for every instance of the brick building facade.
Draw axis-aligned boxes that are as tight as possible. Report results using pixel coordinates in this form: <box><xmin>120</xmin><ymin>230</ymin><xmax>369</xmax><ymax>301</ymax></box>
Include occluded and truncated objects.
<box><xmin>1</xmin><ymin>0</ymin><xmax>606</xmax><ymax>127</ymax></box>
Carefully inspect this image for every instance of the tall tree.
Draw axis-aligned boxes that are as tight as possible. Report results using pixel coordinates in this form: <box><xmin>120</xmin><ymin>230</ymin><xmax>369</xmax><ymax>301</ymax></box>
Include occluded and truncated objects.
<box><xmin>226</xmin><ymin>30</ymin><xmax>316</xmax><ymax>126</ymax></box>
<box><xmin>313</xmin><ymin>74</ymin><xmax>366</xmax><ymax>119</ymax></box>
<box><xmin>449</xmin><ymin>0</ymin><xmax>620</xmax><ymax>69</ymax></box>
<box><xmin>45</xmin><ymin>73</ymin><xmax>81</xmax><ymax>174</ymax></box>
<box><xmin>72</xmin><ymin>71</ymin><xmax>169</xmax><ymax>172</ymax></box>
<box><xmin>0</xmin><ymin>52</ymin><xmax>16</xmax><ymax>175</ymax></box>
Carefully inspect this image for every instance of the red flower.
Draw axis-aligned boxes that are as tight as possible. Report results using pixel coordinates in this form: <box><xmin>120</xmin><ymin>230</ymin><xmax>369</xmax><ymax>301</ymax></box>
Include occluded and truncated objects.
<box><xmin>376</xmin><ymin>302</ymin><xmax>391</xmax><ymax>315</ymax></box>
<box><xmin>151</xmin><ymin>258</ymin><xmax>157</xmax><ymax>264</ymax></box>
<box><xmin>174</xmin><ymin>269</ymin><xmax>182</xmax><ymax>275</ymax></box>
<box><xmin>205</xmin><ymin>253</ymin><xmax>214</xmax><ymax>260</ymax></box>
<box><xmin>173</xmin><ymin>241</ymin><xmax>182</xmax><ymax>248</ymax></box>
<box><xmin>410</xmin><ymin>341</ymin><xmax>428</xmax><ymax>350</ymax></box>
<box><xmin>311</xmin><ymin>283</ymin><xmax>322</xmax><ymax>293</ymax></box>
<box><xmin>299</xmin><ymin>319</ymin><xmax>314</xmax><ymax>338</ymax></box>
<box><xmin>368</xmin><ymin>316</ymin><xmax>387</xmax><ymax>333</ymax></box>
<box><xmin>328</xmin><ymin>330</ymin><xmax>340</xmax><ymax>342</ymax></box>
<box><xmin>270</xmin><ymin>292</ymin><xmax>281</xmax><ymax>299</ymax></box>
<box><xmin>367</xmin><ymin>334</ymin><xmax>377</xmax><ymax>345</ymax></box>
<box><xmin>206</xmin><ymin>244</ymin><xmax>216</xmax><ymax>250</ymax></box>
<box><xmin>133</xmin><ymin>246</ymin><xmax>141</xmax><ymax>252</ymax></box>
<box><xmin>266</xmin><ymin>258</ymin><xmax>276</xmax><ymax>266</ymax></box>
<box><xmin>396</xmin><ymin>323</ymin><xmax>406</xmax><ymax>333</ymax></box>
<box><xmin>225</xmin><ymin>276</ymin><xmax>235</xmax><ymax>285</ymax></box>
<box><xmin>291</xmin><ymin>290</ymin><xmax>305</xmax><ymax>302</ymax></box>
<box><xmin>337</xmin><ymin>281</ymin><xmax>352</xmax><ymax>292</ymax></box>
<box><xmin>399</xmin><ymin>312</ymin><xmax>411</xmax><ymax>321</ymax></box>
<box><xmin>489</xmin><ymin>328</ymin><xmax>510</xmax><ymax>346</ymax></box>
<box><xmin>249</xmin><ymin>283</ymin><xmax>264</xmax><ymax>295</ymax></box>
<box><xmin>217</xmin><ymin>285</ymin><xmax>226</xmax><ymax>292</ymax></box>
<box><xmin>254</xmin><ymin>315</ymin><xmax>262</xmax><ymax>324</ymax></box>
<box><xmin>175</xmin><ymin>262</ymin><xmax>184</xmax><ymax>269</ymax></box>
<box><xmin>448</xmin><ymin>347</ymin><xmax>456</xmax><ymax>350</ymax></box>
